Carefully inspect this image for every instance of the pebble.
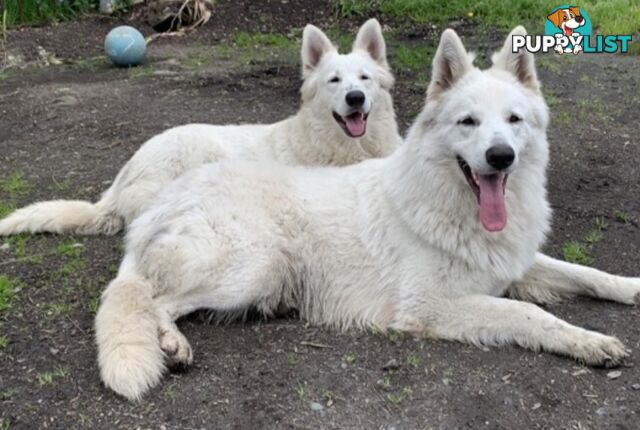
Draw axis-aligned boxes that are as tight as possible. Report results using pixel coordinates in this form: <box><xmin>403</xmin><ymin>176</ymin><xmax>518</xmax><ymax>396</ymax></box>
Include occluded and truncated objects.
<box><xmin>531</xmin><ymin>403</ymin><xmax>541</xmax><ymax>411</ymax></box>
<box><xmin>607</xmin><ymin>370</ymin><xmax>622</xmax><ymax>380</ymax></box>
<box><xmin>309</xmin><ymin>401</ymin><xmax>324</xmax><ymax>412</ymax></box>
<box><xmin>0</xmin><ymin>243</ymin><xmax>9</xmax><ymax>252</ymax></box>
<box><xmin>631</xmin><ymin>383</ymin><xmax>640</xmax><ymax>391</ymax></box>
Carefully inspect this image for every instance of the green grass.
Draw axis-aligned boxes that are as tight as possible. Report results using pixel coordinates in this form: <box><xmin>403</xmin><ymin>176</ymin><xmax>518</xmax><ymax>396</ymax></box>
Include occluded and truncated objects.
<box><xmin>3</xmin><ymin>0</ymin><xmax>99</xmax><ymax>26</ymax></box>
<box><xmin>0</xmin><ymin>202</ymin><xmax>15</xmax><ymax>219</ymax></box>
<box><xmin>128</xmin><ymin>65</ymin><xmax>154</xmax><ymax>80</ymax></box>
<box><xmin>56</xmin><ymin>242</ymin><xmax>84</xmax><ymax>259</ymax></box>
<box><xmin>0</xmin><ymin>171</ymin><xmax>29</xmax><ymax>198</ymax></box>
<box><xmin>215</xmin><ymin>31</ymin><xmax>298</xmax><ymax>65</ymax></box>
<box><xmin>406</xmin><ymin>354</ymin><xmax>422</xmax><ymax>368</ymax></box>
<box><xmin>614</xmin><ymin>209</ymin><xmax>632</xmax><ymax>224</ymax></box>
<box><xmin>391</xmin><ymin>44</ymin><xmax>435</xmax><ymax>74</ymax></box>
<box><xmin>0</xmin><ymin>275</ymin><xmax>18</xmax><ymax>313</ymax></box>
<box><xmin>0</xmin><ymin>335</ymin><xmax>7</xmax><ymax>349</ymax></box>
<box><xmin>343</xmin><ymin>352</ymin><xmax>357</xmax><ymax>364</ymax></box>
<box><xmin>335</xmin><ymin>0</ymin><xmax>640</xmax><ymax>34</ymax></box>
<box><xmin>562</xmin><ymin>241</ymin><xmax>593</xmax><ymax>265</ymax></box>
<box><xmin>37</xmin><ymin>367</ymin><xmax>68</xmax><ymax>385</ymax></box>
<box><xmin>231</xmin><ymin>32</ymin><xmax>293</xmax><ymax>49</ymax></box>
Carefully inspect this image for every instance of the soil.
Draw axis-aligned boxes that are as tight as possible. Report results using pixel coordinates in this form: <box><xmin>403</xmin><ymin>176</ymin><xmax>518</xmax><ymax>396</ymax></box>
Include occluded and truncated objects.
<box><xmin>1</xmin><ymin>1</ymin><xmax>640</xmax><ymax>429</ymax></box>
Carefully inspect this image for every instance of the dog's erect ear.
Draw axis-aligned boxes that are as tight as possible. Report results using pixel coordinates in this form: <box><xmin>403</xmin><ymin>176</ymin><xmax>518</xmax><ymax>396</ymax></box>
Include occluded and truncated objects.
<box><xmin>302</xmin><ymin>24</ymin><xmax>335</xmax><ymax>77</ymax></box>
<box><xmin>427</xmin><ymin>29</ymin><xmax>473</xmax><ymax>100</ymax></box>
<box><xmin>491</xmin><ymin>26</ymin><xmax>540</xmax><ymax>92</ymax></box>
<box><xmin>569</xmin><ymin>6</ymin><xmax>581</xmax><ymax>17</ymax></box>
<box><xmin>353</xmin><ymin>19</ymin><xmax>388</xmax><ymax>67</ymax></box>
<box><xmin>547</xmin><ymin>10</ymin><xmax>563</xmax><ymax>28</ymax></box>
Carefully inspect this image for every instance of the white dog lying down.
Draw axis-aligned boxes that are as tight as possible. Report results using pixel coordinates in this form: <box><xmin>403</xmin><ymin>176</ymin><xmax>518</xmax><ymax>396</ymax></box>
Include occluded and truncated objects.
<box><xmin>0</xmin><ymin>19</ymin><xmax>400</xmax><ymax>236</ymax></box>
<box><xmin>96</xmin><ymin>27</ymin><xmax>640</xmax><ymax>401</ymax></box>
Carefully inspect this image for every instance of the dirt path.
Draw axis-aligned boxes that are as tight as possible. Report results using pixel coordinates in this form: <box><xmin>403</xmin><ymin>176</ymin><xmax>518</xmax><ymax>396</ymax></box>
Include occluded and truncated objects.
<box><xmin>1</xmin><ymin>2</ymin><xmax>639</xmax><ymax>429</ymax></box>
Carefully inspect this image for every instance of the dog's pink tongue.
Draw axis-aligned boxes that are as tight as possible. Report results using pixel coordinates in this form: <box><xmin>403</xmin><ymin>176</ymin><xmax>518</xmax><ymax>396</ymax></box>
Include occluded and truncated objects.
<box><xmin>477</xmin><ymin>173</ymin><xmax>507</xmax><ymax>232</ymax></box>
<box><xmin>344</xmin><ymin>113</ymin><xmax>366</xmax><ymax>137</ymax></box>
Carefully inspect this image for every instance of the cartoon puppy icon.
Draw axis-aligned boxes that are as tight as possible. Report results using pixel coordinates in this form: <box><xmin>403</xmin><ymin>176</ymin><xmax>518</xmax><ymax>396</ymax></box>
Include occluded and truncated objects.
<box><xmin>547</xmin><ymin>6</ymin><xmax>585</xmax><ymax>54</ymax></box>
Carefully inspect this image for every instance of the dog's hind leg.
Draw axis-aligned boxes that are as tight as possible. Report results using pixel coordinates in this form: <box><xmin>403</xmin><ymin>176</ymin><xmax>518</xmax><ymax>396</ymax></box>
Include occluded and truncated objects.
<box><xmin>507</xmin><ymin>253</ymin><xmax>640</xmax><ymax>305</ymax></box>
<box><xmin>413</xmin><ymin>295</ymin><xmax>629</xmax><ymax>367</ymax></box>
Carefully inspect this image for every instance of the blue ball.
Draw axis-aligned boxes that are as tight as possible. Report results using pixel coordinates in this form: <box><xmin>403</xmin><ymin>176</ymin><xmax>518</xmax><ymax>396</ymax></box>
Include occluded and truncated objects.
<box><xmin>105</xmin><ymin>26</ymin><xmax>146</xmax><ymax>67</ymax></box>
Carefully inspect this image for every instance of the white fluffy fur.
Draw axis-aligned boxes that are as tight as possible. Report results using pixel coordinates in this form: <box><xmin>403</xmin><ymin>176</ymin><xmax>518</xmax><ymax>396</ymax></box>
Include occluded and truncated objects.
<box><xmin>96</xmin><ymin>27</ymin><xmax>640</xmax><ymax>401</ymax></box>
<box><xmin>0</xmin><ymin>19</ymin><xmax>400</xmax><ymax>236</ymax></box>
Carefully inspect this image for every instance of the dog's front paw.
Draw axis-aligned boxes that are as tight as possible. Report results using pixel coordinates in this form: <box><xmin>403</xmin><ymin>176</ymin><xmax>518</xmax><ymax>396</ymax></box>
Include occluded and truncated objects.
<box><xmin>554</xmin><ymin>45</ymin><xmax>565</xmax><ymax>55</ymax></box>
<box><xmin>572</xmin><ymin>45</ymin><xmax>583</xmax><ymax>54</ymax></box>
<box><xmin>571</xmin><ymin>331</ymin><xmax>629</xmax><ymax>368</ymax></box>
<box><xmin>159</xmin><ymin>328</ymin><xmax>193</xmax><ymax>367</ymax></box>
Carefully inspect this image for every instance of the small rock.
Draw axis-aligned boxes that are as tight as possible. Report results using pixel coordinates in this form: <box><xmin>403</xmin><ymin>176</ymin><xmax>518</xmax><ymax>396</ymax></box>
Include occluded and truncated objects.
<box><xmin>631</xmin><ymin>383</ymin><xmax>640</xmax><ymax>391</ymax></box>
<box><xmin>0</xmin><ymin>243</ymin><xmax>9</xmax><ymax>252</ymax></box>
<box><xmin>572</xmin><ymin>369</ymin><xmax>590</xmax><ymax>376</ymax></box>
<box><xmin>309</xmin><ymin>401</ymin><xmax>324</xmax><ymax>412</ymax></box>
<box><xmin>382</xmin><ymin>359</ymin><xmax>400</xmax><ymax>371</ymax></box>
<box><xmin>53</xmin><ymin>95</ymin><xmax>79</xmax><ymax>107</ymax></box>
<box><xmin>607</xmin><ymin>370</ymin><xmax>622</xmax><ymax>380</ymax></box>
<box><xmin>50</xmin><ymin>347</ymin><xmax>59</xmax><ymax>355</ymax></box>
<box><xmin>531</xmin><ymin>403</ymin><xmax>541</xmax><ymax>411</ymax></box>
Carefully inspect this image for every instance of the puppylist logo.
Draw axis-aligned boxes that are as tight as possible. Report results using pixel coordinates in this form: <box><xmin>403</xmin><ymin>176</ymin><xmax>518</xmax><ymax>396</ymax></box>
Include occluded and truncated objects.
<box><xmin>512</xmin><ymin>5</ymin><xmax>633</xmax><ymax>55</ymax></box>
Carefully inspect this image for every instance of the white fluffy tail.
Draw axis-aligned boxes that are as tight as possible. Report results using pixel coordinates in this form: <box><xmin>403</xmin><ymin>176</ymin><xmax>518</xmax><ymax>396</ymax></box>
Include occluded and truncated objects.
<box><xmin>95</xmin><ymin>274</ymin><xmax>165</xmax><ymax>401</ymax></box>
<box><xmin>0</xmin><ymin>195</ymin><xmax>123</xmax><ymax>236</ymax></box>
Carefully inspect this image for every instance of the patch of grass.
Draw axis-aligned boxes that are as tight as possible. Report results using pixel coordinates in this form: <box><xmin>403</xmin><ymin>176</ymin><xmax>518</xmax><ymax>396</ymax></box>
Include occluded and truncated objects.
<box><xmin>0</xmin><ymin>275</ymin><xmax>17</xmax><ymax>313</ymax></box>
<box><xmin>0</xmin><ymin>202</ymin><xmax>15</xmax><ymax>219</ymax></box>
<box><xmin>562</xmin><ymin>241</ymin><xmax>593</xmax><ymax>265</ymax></box>
<box><xmin>385</xmin><ymin>329</ymin><xmax>405</xmax><ymax>342</ymax></box>
<box><xmin>584</xmin><ymin>229</ymin><xmax>602</xmax><ymax>245</ymax></box>
<box><xmin>56</xmin><ymin>242</ymin><xmax>84</xmax><ymax>259</ymax></box>
<box><xmin>182</xmin><ymin>44</ymin><xmax>215</xmax><ymax>69</ymax></box>
<box><xmin>128</xmin><ymin>65</ymin><xmax>154</xmax><ymax>80</ymax></box>
<box><xmin>36</xmin><ymin>367</ymin><xmax>68</xmax><ymax>385</ymax></box>
<box><xmin>343</xmin><ymin>352</ymin><xmax>357</xmax><ymax>364</ymax></box>
<box><xmin>8</xmin><ymin>234</ymin><xmax>29</xmax><ymax>258</ymax></box>
<box><xmin>0</xmin><ymin>171</ymin><xmax>29</xmax><ymax>198</ymax></box>
<box><xmin>595</xmin><ymin>216</ymin><xmax>609</xmax><ymax>231</ymax></box>
<box><xmin>391</xmin><ymin>44</ymin><xmax>434</xmax><ymax>74</ymax></box>
<box><xmin>0</xmin><ymin>335</ymin><xmax>7</xmax><ymax>349</ymax></box>
<box><xmin>89</xmin><ymin>296</ymin><xmax>100</xmax><ymax>315</ymax></box>
<box><xmin>334</xmin><ymin>0</ymin><xmax>640</xmax><ymax>34</ymax></box>
<box><xmin>614</xmin><ymin>210</ymin><xmax>632</xmax><ymax>224</ymax></box>
<box><xmin>215</xmin><ymin>31</ymin><xmax>298</xmax><ymax>65</ymax></box>
<box><xmin>46</xmin><ymin>302</ymin><xmax>73</xmax><ymax>318</ymax></box>
<box><xmin>406</xmin><ymin>354</ymin><xmax>422</xmax><ymax>368</ymax></box>
<box><xmin>295</xmin><ymin>381</ymin><xmax>309</xmax><ymax>399</ymax></box>
<box><xmin>323</xmin><ymin>390</ymin><xmax>335</xmax><ymax>407</ymax></box>
<box><xmin>543</xmin><ymin>89</ymin><xmax>560</xmax><ymax>108</ymax></box>
<box><xmin>324</xmin><ymin>27</ymin><xmax>353</xmax><ymax>52</ymax></box>
<box><xmin>3</xmin><ymin>0</ymin><xmax>99</xmax><ymax>26</ymax></box>
<box><xmin>386</xmin><ymin>386</ymin><xmax>412</xmax><ymax>404</ymax></box>
<box><xmin>287</xmin><ymin>353</ymin><xmax>298</xmax><ymax>365</ymax></box>
<box><xmin>231</xmin><ymin>32</ymin><xmax>293</xmax><ymax>49</ymax></box>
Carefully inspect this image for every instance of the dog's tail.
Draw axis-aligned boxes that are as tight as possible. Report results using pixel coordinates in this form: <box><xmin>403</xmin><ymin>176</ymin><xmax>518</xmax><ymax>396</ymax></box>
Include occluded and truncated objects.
<box><xmin>0</xmin><ymin>188</ymin><xmax>123</xmax><ymax>236</ymax></box>
<box><xmin>95</xmin><ymin>273</ymin><xmax>165</xmax><ymax>401</ymax></box>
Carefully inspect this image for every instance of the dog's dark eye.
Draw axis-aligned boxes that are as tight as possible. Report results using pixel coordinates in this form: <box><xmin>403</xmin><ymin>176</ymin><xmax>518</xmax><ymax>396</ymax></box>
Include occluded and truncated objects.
<box><xmin>457</xmin><ymin>116</ymin><xmax>477</xmax><ymax>126</ymax></box>
<box><xmin>509</xmin><ymin>114</ymin><xmax>522</xmax><ymax>123</ymax></box>
<box><xmin>360</xmin><ymin>74</ymin><xmax>370</xmax><ymax>80</ymax></box>
<box><xmin>329</xmin><ymin>76</ymin><xmax>340</xmax><ymax>83</ymax></box>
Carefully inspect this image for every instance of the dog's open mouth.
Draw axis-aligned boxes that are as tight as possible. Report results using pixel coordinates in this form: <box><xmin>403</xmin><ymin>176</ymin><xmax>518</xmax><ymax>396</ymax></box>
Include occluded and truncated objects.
<box><xmin>333</xmin><ymin>111</ymin><xmax>368</xmax><ymax>138</ymax></box>
<box><xmin>457</xmin><ymin>156</ymin><xmax>509</xmax><ymax>233</ymax></box>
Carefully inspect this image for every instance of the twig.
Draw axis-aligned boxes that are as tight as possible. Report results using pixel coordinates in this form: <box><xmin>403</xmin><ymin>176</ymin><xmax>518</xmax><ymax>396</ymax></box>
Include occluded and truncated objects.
<box><xmin>300</xmin><ymin>341</ymin><xmax>332</xmax><ymax>349</ymax></box>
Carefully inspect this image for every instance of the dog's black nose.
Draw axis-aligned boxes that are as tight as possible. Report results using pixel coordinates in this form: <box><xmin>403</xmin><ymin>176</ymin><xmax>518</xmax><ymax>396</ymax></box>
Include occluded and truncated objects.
<box><xmin>346</xmin><ymin>90</ymin><xmax>365</xmax><ymax>107</ymax></box>
<box><xmin>575</xmin><ymin>15</ymin><xmax>584</xmax><ymax>23</ymax></box>
<box><xmin>486</xmin><ymin>145</ymin><xmax>515</xmax><ymax>170</ymax></box>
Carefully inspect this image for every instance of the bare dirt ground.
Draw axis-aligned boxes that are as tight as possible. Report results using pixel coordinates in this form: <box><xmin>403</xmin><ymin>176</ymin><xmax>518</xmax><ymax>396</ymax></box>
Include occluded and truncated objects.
<box><xmin>1</xmin><ymin>1</ymin><xmax>639</xmax><ymax>429</ymax></box>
